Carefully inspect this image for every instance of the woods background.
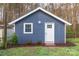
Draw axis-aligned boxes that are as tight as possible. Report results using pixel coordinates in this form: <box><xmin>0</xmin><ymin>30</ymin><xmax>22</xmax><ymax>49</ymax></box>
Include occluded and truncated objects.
<box><xmin>0</xmin><ymin>3</ymin><xmax>79</xmax><ymax>38</ymax></box>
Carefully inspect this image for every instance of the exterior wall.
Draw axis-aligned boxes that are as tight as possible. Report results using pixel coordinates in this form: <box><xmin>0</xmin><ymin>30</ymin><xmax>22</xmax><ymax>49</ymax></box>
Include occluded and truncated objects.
<box><xmin>0</xmin><ymin>29</ymin><xmax>3</xmax><ymax>43</ymax></box>
<box><xmin>15</xmin><ymin>10</ymin><xmax>65</xmax><ymax>44</ymax></box>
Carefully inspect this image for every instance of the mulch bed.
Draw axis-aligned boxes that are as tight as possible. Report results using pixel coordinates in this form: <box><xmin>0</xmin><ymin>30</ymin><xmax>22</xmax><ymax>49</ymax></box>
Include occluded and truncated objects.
<box><xmin>7</xmin><ymin>42</ymin><xmax>76</xmax><ymax>48</ymax></box>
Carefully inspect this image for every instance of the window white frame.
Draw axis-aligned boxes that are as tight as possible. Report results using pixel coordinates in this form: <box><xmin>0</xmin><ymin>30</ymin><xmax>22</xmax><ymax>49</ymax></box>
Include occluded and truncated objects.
<box><xmin>23</xmin><ymin>23</ymin><xmax>33</xmax><ymax>34</ymax></box>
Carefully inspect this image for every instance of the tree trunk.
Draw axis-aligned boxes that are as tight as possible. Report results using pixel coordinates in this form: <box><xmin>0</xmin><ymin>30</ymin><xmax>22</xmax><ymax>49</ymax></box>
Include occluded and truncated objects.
<box><xmin>3</xmin><ymin>4</ymin><xmax>7</xmax><ymax>49</ymax></box>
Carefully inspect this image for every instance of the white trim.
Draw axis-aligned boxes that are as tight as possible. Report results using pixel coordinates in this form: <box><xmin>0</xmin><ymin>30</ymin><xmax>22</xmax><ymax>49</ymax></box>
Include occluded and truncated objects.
<box><xmin>64</xmin><ymin>24</ymin><xmax>66</xmax><ymax>44</ymax></box>
<box><xmin>23</xmin><ymin>23</ymin><xmax>33</xmax><ymax>34</ymax></box>
<box><xmin>45</xmin><ymin>22</ymin><xmax>55</xmax><ymax>45</ymax></box>
<box><xmin>8</xmin><ymin>7</ymin><xmax>72</xmax><ymax>25</ymax></box>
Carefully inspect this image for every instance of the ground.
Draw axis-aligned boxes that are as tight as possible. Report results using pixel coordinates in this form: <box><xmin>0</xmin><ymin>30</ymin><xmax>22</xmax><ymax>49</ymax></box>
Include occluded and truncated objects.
<box><xmin>0</xmin><ymin>38</ymin><xmax>79</xmax><ymax>56</ymax></box>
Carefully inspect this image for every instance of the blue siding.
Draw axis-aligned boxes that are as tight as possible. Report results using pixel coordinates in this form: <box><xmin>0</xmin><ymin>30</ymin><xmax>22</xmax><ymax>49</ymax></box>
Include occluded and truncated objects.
<box><xmin>15</xmin><ymin>10</ymin><xmax>65</xmax><ymax>44</ymax></box>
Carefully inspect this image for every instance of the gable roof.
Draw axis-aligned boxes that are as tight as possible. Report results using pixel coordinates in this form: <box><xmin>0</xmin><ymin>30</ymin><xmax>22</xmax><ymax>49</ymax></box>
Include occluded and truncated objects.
<box><xmin>9</xmin><ymin>7</ymin><xmax>71</xmax><ymax>25</ymax></box>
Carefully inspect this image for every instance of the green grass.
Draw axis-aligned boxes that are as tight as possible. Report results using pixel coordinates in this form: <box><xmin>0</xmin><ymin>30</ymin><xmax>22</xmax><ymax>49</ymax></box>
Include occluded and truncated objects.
<box><xmin>0</xmin><ymin>38</ymin><xmax>79</xmax><ymax>56</ymax></box>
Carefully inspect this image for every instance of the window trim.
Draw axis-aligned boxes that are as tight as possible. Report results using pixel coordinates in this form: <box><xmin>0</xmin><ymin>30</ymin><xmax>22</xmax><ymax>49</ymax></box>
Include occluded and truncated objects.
<box><xmin>23</xmin><ymin>23</ymin><xmax>33</xmax><ymax>34</ymax></box>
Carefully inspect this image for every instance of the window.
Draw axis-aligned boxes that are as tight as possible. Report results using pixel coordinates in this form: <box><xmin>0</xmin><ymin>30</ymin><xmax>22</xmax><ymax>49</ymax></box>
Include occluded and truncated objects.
<box><xmin>47</xmin><ymin>25</ymin><xmax>52</xmax><ymax>28</ymax></box>
<box><xmin>24</xmin><ymin>23</ymin><xmax>33</xmax><ymax>34</ymax></box>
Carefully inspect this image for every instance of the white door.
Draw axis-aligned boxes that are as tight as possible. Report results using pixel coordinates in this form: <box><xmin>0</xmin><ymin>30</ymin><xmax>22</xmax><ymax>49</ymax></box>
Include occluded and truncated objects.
<box><xmin>45</xmin><ymin>23</ymin><xmax>54</xmax><ymax>45</ymax></box>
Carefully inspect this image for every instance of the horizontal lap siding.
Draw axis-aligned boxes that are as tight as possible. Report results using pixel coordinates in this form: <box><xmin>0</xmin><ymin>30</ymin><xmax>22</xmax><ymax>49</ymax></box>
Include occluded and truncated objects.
<box><xmin>15</xmin><ymin>10</ymin><xmax>65</xmax><ymax>44</ymax></box>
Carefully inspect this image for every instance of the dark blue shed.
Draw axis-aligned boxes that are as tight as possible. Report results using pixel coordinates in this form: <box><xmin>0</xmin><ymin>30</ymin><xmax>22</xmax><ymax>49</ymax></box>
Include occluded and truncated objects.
<box><xmin>9</xmin><ymin>7</ymin><xmax>71</xmax><ymax>45</ymax></box>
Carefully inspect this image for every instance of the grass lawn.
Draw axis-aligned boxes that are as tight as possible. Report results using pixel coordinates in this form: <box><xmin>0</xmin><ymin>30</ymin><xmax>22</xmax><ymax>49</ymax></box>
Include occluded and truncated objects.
<box><xmin>0</xmin><ymin>38</ymin><xmax>79</xmax><ymax>56</ymax></box>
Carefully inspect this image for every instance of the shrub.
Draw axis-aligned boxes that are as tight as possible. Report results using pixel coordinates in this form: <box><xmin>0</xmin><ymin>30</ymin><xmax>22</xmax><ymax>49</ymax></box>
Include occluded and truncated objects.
<box><xmin>66</xmin><ymin>26</ymin><xmax>75</xmax><ymax>34</ymax></box>
<box><xmin>10</xmin><ymin>33</ymin><xmax>18</xmax><ymax>45</ymax></box>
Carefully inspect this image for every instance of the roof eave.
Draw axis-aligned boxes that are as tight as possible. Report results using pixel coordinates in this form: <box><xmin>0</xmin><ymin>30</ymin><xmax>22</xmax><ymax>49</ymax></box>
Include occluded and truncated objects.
<box><xmin>8</xmin><ymin>7</ymin><xmax>72</xmax><ymax>25</ymax></box>
<box><xmin>65</xmin><ymin>22</ymin><xmax>72</xmax><ymax>25</ymax></box>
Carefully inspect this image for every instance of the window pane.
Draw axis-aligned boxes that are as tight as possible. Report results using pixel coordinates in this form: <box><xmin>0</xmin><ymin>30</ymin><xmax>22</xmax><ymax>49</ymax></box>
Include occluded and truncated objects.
<box><xmin>47</xmin><ymin>25</ymin><xmax>52</xmax><ymax>28</ymax></box>
<box><xmin>25</xmin><ymin>24</ymin><xmax>31</xmax><ymax>32</ymax></box>
<box><xmin>25</xmin><ymin>29</ymin><xmax>31</xmax><ymax>32</ymax></box>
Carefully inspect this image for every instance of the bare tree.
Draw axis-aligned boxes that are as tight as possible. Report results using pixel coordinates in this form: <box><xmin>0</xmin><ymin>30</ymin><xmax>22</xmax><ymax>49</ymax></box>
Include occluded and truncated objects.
<box><xmin>3</xmin><ymin>4</ymin><xmax>8</xmax><ymax>48</ymax></box>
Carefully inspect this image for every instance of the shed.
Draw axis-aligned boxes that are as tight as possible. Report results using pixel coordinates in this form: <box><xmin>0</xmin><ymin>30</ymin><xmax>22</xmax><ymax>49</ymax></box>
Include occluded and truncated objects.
<box><xmin>9</xmin><ymin>7</ymin><xmax>71</xmax><ymax>45</ymax></box>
